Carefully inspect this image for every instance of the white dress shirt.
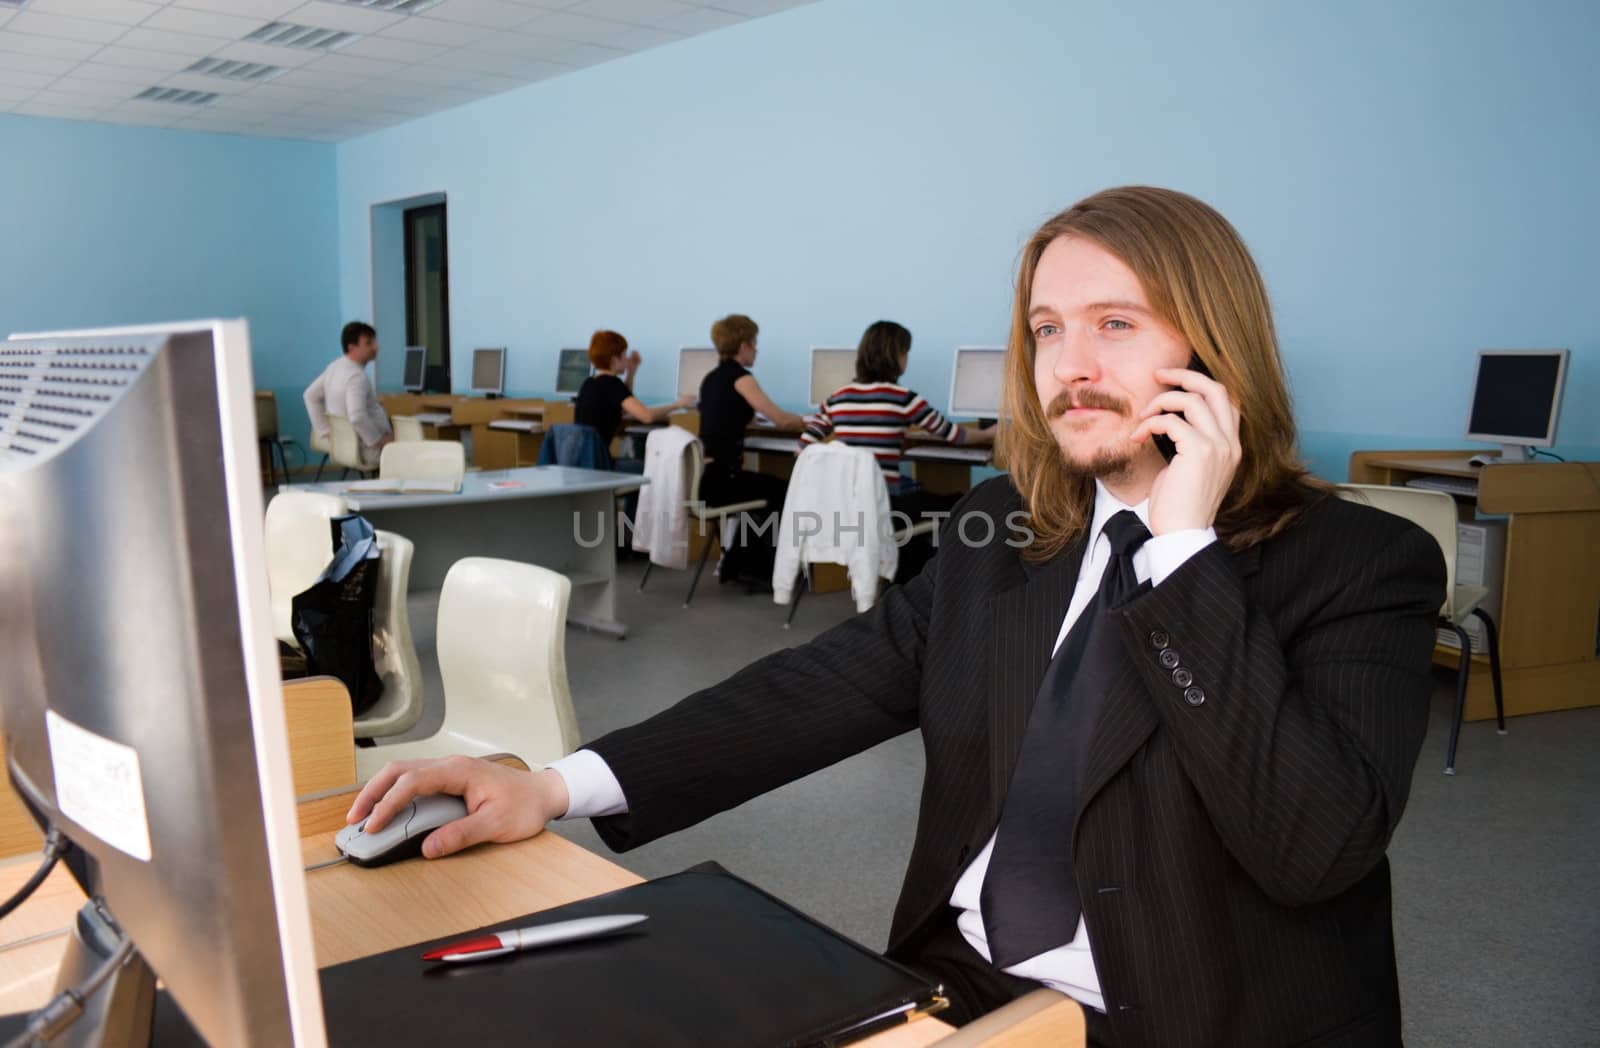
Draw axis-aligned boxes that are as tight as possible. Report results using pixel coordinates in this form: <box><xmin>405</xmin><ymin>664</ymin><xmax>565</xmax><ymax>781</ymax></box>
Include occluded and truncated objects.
<box><xmin>303</xmin><ymin>354</ymin><xmax>391</xmax><ymax>452</ymax></box>
<box><xmin>548</xmin><ymin>481</ymin><xmax>1216</xmax><ymax>1013</ymax></box>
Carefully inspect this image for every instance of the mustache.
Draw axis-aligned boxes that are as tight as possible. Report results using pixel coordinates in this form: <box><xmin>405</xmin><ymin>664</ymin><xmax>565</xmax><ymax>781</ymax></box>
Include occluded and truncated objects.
<box><xmin>1045</xmin><ymin>388</ymin><xmax>1131</xmax><ymax>420</ymax></box>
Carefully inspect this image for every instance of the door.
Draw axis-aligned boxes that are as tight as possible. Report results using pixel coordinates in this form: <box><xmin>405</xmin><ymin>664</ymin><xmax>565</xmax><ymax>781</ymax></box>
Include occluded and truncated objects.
<box><xmin>404</xmin><ymin>203</ymin><xmax>450</xmax><ymax>392</ymax></box>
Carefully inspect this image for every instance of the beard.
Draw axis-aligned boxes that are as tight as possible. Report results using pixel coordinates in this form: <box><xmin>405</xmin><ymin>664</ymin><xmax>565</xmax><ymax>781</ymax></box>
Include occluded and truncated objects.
<box><xmin>1046</xmin><ymin>388</ymin><xmax>1138</xmax><ymax>479</ymax></box>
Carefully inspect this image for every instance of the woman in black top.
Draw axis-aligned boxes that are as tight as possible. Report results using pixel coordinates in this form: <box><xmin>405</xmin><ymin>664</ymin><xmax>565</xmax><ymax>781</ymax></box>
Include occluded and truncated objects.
<box><xmin>574</xmin><ymin>330</ymin><xmax>693</xmax><ymax>460</ymax></box>
<box><xmin>698</xmin><ymin>314</ymin><xmax>806</xmax><ymax>588</ymax></box>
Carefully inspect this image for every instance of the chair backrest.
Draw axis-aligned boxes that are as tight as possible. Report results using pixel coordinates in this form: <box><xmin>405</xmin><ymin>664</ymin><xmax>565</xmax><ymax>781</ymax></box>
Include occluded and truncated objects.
<box><xmin>391</xmin><ymin>415</ymin><xmax>426</xmax><ymax>442</ymax></box>
<box><xmin>380</xmin><ymin>439</ymin><xmax>466</xmax><ymax>483</ymax></box>
<box><xmin>264</xmin><ymin>491</ymin><xmax>350</xmax><ymax>643</ymax></box>
<box><xmin>355</xmin><ymin>530</ymin><xmax>425</xmax><ymax>739</ymax></box>
<box><xmin>327</xmin><ymin>414</ymin><xmax>366</xmax><ymax>470</ymax></box>
<box><xmin>685</xmin><ymin>438</ymin><xmax>705</xmax><ymax>505</ymax></box>
<box><xmin>434</xmin><ymin>558</ymin><xmax>580</xmax><ymax>766</ymax></box>
<box><xmin>254</xmin><ymin>392</ymin><xmax>279</xmax><ymax>440</ymax></box>
<box><xmin>309</xmin><ymin>425</ymin><xmax>331</xmax><ymax>454</ymax></box>
<box><xmin>1337</xmin><ymin>483</ymin><xmax>1456</xmax><ymax>614</ymax></box>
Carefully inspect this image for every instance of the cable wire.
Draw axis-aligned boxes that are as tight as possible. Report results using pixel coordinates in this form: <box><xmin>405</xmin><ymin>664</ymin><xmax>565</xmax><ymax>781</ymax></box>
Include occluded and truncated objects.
<box><xmin>0</xmin><ymin>830</ymin><xmax>65</xmax><ymax>923</ymax></box>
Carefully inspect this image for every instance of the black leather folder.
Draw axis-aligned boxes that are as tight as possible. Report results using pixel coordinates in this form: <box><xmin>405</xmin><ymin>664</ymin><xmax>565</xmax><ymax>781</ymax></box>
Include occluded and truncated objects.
<box><xmin>154</xmin><ymin>862</ymin><xmax>946</xmax><ymax>1047</ymax></box>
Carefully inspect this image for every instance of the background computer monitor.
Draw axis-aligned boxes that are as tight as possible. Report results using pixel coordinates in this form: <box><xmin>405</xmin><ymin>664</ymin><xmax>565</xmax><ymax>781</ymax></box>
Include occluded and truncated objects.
<box><xmin>949</xmin><ymin>346</ymin><xmax>1006</xmax><ymax>418</ymax></box>
<box><xmin>1464</xmin><ymin>349</ymin><xmax>1570</xmax><ymax>462</ymax></box>
<box><xmin>402</xmin><ymin>346</ymin><xmax>427</xmax><ymax>392</ymax></box>
<box><xmin>809</xmin><ymin>347</ymin><xmax>857</xmax><ymax>407</ymax></box>
<box><xmin>555</xmin><ymin>348</ymin><xmax>591</xmax><ymax>396</ymax></box>
<box><xmin>677</xmin><ymin>347</ymin><xmax>718</xmax><ymax>401</ymax></box>
<box><xmin>470</xmin><ymin>346</ymin><xmax>506</xmax><ymax>397</ymax></box>
<box><xmin>0</xmin><ymin>321</ymin><xmax>325</xmax><ymax>1045</ymax></box>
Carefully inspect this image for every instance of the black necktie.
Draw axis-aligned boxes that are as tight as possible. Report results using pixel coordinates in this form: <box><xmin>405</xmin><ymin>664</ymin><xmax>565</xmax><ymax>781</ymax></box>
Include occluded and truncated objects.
<box><xmin>981</xmin><ymin>509</ymin><xmax>1152</xmax><ymax>968</ymax></box>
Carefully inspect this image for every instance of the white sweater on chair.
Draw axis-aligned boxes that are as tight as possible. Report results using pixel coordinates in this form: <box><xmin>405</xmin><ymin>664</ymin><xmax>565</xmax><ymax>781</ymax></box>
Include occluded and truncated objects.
<box><xmin>773</xmin><ymin>442</ymin><xmax>896</xmax><ymax>613</ymax></box>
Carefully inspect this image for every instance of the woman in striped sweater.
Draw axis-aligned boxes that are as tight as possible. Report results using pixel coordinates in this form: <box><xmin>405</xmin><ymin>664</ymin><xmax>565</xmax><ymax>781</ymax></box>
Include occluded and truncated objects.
<box><xmin>801</xmin><ymin>320</ymin><xmax>993</xmax><ymax>578</ymax></box>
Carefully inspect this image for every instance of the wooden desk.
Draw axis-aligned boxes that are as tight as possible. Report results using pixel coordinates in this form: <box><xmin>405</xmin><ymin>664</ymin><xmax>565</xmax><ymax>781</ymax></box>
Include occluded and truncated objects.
<box><xmin>1349</xmin><ymin>451</ymin><xmax>1600</xmax><ymax>720</ymax></box>
<box><xmin>0</xmin><ymin>783</ymin><xmax>952</xmax><ymax>1047</ymax></box>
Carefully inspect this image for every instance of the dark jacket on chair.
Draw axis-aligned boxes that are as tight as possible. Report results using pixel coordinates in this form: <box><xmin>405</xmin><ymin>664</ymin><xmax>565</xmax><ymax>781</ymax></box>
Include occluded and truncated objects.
<box><xmin>583</xmin><ymin>477</ymin><xmax>1445</xmax><ymax>1048</ymax></box>
<box><xmin>538</xmin><ymin>423</ymin><xmax>612</xmax><ymax>471</ymax></box>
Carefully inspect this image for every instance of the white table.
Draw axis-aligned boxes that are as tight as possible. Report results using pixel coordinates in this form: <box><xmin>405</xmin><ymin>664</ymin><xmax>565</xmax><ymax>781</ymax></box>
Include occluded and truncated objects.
<box><xmin>281</xmin><ymin>466</ymin><xmax>645</xmax><ymax>638</ymax></box>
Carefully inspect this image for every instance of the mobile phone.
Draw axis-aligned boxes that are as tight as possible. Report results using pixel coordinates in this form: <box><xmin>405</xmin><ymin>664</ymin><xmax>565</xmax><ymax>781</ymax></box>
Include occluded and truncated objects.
<box><xmin>1152</xmin><ymin>353</ymin><xmax>1212</xmax><ymax>463</ymax></box>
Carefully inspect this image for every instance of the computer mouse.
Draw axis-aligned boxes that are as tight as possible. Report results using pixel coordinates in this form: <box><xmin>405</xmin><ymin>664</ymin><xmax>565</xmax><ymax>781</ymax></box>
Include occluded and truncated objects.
<box><xmin>1468</xmin><ymin>454</ymin><xmax>1492</xmax><ymax>467</ymax></box>
<box><xmin>335</xmin><ymin>793</ymin><xmax>469</xmax><ymax>868</ymax></box>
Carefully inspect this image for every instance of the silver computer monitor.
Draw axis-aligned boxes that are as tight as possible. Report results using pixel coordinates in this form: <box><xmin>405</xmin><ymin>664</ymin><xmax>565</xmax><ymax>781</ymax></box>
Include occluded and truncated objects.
<box><xmin>470</xmin><ymin>347</ymin><xmax>506</xmax><ymax>396</ymax></box>
<box><xmin>0</xmin><ymin>320</ymin><xmax>326</xmax><ymax>1047</ymax></box>
<box><xmin>809</xmin><ymin>347</ymin><xmax>857</xmax><ymax>408</ymax></box>
<box><xmin>402</xmin><ymin>346</ymin><xmax>427</xmax><ymax>392</ymax></box>
<box><xmin>677</xmin><ymin>347</ymin><xmax>718</xmax><ymax>402</ymax></box>
<box><xmin>1464</xmin><ymin>349</ymin><xmax>1570</xmax><ymax>463</ymax></box>
<box><xmin>949</xmin><ymin>346</ymin><xmax>1006</xmax><ymax>418</ymax></box>
<box><xmin>555</xmin><ymin>348</ymin><xmax>591</xmax><ymax>396</ymax></box>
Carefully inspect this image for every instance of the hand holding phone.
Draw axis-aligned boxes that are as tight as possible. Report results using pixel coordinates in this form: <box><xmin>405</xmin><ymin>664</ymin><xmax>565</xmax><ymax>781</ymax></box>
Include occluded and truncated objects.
<box><xmin>1133</xmin><ymin>354</ymin><xmax>1241</xmax><ymax>535</ymax></box>
<box><xmin>1152</xmin><ymin>353</ymin><xmax>1212</xmax><ymax>463</ymax></box>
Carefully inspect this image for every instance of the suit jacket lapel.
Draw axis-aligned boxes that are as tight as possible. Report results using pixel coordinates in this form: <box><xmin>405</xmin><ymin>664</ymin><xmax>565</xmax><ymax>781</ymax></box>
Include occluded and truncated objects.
<box><xmin>1076</xmin><ymin>539</ymin><xmax>1265</xmax><ymax>817</ymax></box>
<box><xmin>985</xmin><ymin>538</ymin><xmax>1087</xmax><ymax>832</ymax></box>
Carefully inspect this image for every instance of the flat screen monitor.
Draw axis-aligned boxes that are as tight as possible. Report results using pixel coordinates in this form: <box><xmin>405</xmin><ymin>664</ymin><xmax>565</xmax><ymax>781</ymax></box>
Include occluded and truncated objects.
<box><xmin>1464</xmin><ymin>349</ymin><xmax>1569</xmax><ymax>462</ymax></box>
<box><xmin>555</xmin><ymin>348</ymin><xmax>591</xmax><ymax>396</ymax></box>
<box><xmin>809</xmin><ymin>347</ymin><xmax>858</xmax><ymax>407</ymax></box>
<box><xmin>949</xmin><ymin>346</ymin><xmax>1006</xmax><ymax>418</ymax></box>
<box><xmin>402</xmin><ymin>346</ymin><xmax>426</xmax><ymax>392</ymax></box>
<box><xmin>0</xmin><ymin>320</ymin><xmax>326</xmax><ymax>1046</ymax></box>
<box><xmin>677</xmin><ymin>347</ymin><xmax>718</xmax><ymax>402</ymax></box>
<box><xmin>470</xmin><ymin>347</ymin><xmax>506</xmax><ymax>396</ymax></box>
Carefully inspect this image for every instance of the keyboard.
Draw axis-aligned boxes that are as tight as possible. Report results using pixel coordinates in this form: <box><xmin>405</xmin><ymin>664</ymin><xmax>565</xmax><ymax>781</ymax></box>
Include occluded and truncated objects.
<box><xmin>904</xmin><ymin>445</ymin><xmax>993</xmax><ymax>464</ymax></box>
<box><xmin>1405</xmin><ymin>475</ymin><xmax>1479</xmax><ymax>497</ymax></box>
<box><xmin>487</xmin><ymin>419</ymin><xmax>540</xmax><ymax>433</ymax></box>
<box><xmin>414</xmin><ymin>412</ymin><xmax>453</xmax><ymax>426</ymax></box>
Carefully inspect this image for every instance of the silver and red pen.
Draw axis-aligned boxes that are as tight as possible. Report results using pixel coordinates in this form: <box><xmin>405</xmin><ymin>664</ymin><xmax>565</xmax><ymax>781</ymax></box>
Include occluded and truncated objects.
<box><xmin>421</xmin><ymin>914</ymin><xmax>648</xmax><ymax>964</ymax></box>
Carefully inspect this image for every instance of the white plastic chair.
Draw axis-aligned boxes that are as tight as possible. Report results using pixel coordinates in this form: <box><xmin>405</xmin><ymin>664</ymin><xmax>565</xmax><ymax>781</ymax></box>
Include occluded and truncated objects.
<box><xmin>264</xmin><ymin>491</ymin><xmax>349</xmax><ymax>646</ymax></box>
<box><xmin>355</xmin><ymin>530</ymin><xmax>425</xmax><ymax>740</ymax></box>
<box><xmin>355</xmin><ymin>558</ymin><xmax>581</xmax><ymax>778</ymax></box>
<box><xmin>391</xmin><ymin>416</ymin><xmax>426</xmax><ymax>442</ymax></box>
<box><xmin>1338</xmin><ymin>484</ymin><xmax>1505</xmax><ymax>774</ymax></box>
<box><xmin>310</xmin><ymin>425</ymin><xmax>332</xmax><ymax>482</ymax></box>
<box><xmin>379</xmin><ymin>440</ymin><xmax>466</xmax><ymax>485</ymax></box>
<box><xmin>327</xmin><ymin>414</ymin><xmax>375</xmax><ymax>476</ymax></box>
<box><xmin>636</xmin><ymin>439</ymin><xmax>770</xmax><ymax>607</ymax></box>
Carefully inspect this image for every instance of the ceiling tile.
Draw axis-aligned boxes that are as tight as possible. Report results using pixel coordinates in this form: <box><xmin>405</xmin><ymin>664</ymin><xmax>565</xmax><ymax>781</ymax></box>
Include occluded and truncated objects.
<box><xmin>647</xmin><ymin>6</ymin><xmax>744</xmax><ymax>33</ymax></box>
<box><xmin>337</xmin><ymin>34</ymin><xmax>447</xmax><ymax>62</ymax></box>
<box><xmin>425</xmin><ymin>0</ymin><xmax>544</xmax><ymax>30</ymax></box>
<box><xmin>209</xmin><ymin>40</ymin><xmax>318</xmax><ymax>67</ymax></box>
<box><xmin>172</xmin><ymin>0</ymin><xmax>304</xmax><ymax>18</ymax></box>
<box><xmin>89</xmin><ymin>45</ymin><xmax>201</xmax><ymax>72</ymax></box>
<box><xmin>159</xmin><ymin>71</ymin><xmax>254</xmax><ymax>95</ymax></box>
<box><xmin>0</xmin><ymin>52</ymin><xmax>78</xmax><ymax>77</ymax></box>
<box><xmin>59</xmin><ymin>61</ymin><xmax>160</xmax><ymax>85</ymax></box>
<box><xmin>0</xmin><ymin>68</ymin><xmax>57</xmax><ymax>90</ymax></box>
<box><xmin>708</xmin><ymin>0</ymin><xmax>815</xmax><ymax>15</ymax></box>
<box><xmin>565</xmin><ymin>0</ymin><xmax>695</xmax><ymax>29</ymax></box>
<box><xmin>385</xmin><ymin>63</ymin><xmax>475</xmax><ymax>86</ymax></box>
<box><xmin>467</xmin><ymin>29</ymin><xmax>572</xmax><ymax>59</ymax></box>
<box><xmin>284</xmin><ymin>1</ymin><xmax>405</xmax><ymax>34</ymax></box>
<box><xmin>587</xmin><ymin>23</ymin><xmax>683</xmax><ymax>50</ymax></box>
<box><xmin>0</xmin><ymin>85</ymin><xmax>35</xmax><ymax>105</ymax></box>
<box><xmin>309</xmin><ymin>53</ymin><xmax>402</xmax><ymax>78</ymax></box>
<box><xmin>13</xmin><ymin>100</ymin><xmax>112</xmax><ymax>120</ymax></box>
<box><xmin>273</xmin><ymin>64</ymin><xmax>369</xmax><ymax>90</ymax></box>
<box><xmin>425</xmin><ymin>46</ymin><xmax>555</xmax><ymax>75</ymax></box>
<box><xmin>115</xmin><ymin>27</ymin><xmax>229</xmax><ymax>57</ymax></box>
<box><xmin>544</xmin><ymin>41</ymin><xmax>624</xmax><ymax>67</ymax></box>
<box><xmin>102</xmin><ymin>102</ymin><xmax>188</xmax><ymax>126</ymax></box>
<box><xmin>239</xmin><ymin>81</ymin><xmax>329</xmax><ymax>102</ymax></box>
<box><xmin>376</xmin><ymin>16</ymin><xmax>493</xmax><ymax>46</ymax></box>
<box><xmin>7</xmin><ymin>11</ymin><xmax>133</xmax><ymax>45</ymax></box>
<box><xmin>140</xmin><ymin>7</ymin><xmax>265</xmax><ymax>41</ymax></box>
<box><xmin>43</xmin><ymin>77</ymin><xmax>141</xmax><ymax>101</ymax></box>
<box><xmin>0</xmin><ymin>31</ymin><xmax>105</xmax><ymax>62</ymax></box>
<box><xmin>206</xmin><ymin>91</ymin><xmax>307</xmax><ymax>113</ymax></box>
<box><xmin>23</xmin><ymin>0</ymin><xmax>161</xmax><ymax>26</ymax></box>
<box><xmin>514</xmin><ymin>10</ymin><xmax>634</xmax><ymax>44</ymax></box>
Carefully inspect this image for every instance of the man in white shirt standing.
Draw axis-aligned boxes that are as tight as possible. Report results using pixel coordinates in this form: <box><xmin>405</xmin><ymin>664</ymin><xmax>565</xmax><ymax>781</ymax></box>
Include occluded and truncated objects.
<box><xmin>303</xmin><ymin>321</ymin><xmax>393</xmax><ymax>469</ymax></box>
<box><xmin>346</xmin><ymin>188</ymin><xmax>1444</xmax><ymax>1047</ymax></box>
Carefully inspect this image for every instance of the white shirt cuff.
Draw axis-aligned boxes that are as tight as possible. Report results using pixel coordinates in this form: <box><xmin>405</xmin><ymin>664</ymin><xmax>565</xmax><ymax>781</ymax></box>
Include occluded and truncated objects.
<box><xmin>546</xmin><ymin>748</ymin><xmax>629</xmax><ymax>820</ymax></box>
<box><xmin>1143</xmin><ymin>528</ymin><xmax>1217</xmax><ymax>586</ymax></box>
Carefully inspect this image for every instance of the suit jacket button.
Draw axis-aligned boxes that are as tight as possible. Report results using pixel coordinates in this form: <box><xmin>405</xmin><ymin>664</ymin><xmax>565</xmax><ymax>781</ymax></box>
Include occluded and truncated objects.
<box><xmin>1159</xmin><ymin>649</ymin><xmax>1180</xmax><ymax>669</ymax></box>
<box><xmin>1149</xmin><ymin>630</ymin><xmax>1170</xmax><ymax>650</ymax></box>
<box><xmin>1184</xmin><ymin>686</ymin><xmax>1206</xmax><ymax>706</ymax></box>
<box><xmin>1171</xmin><ymin>667</ymin><xmax>1194</xmax><ymax>688</ymax></box>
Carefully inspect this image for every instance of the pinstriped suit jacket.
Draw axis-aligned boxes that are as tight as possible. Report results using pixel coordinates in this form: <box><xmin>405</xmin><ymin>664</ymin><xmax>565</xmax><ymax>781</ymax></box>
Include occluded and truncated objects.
<box><xmin>588</xmin><ymin>477</ymin><xmax>1445</xmax><ymax>1048</ymax></box>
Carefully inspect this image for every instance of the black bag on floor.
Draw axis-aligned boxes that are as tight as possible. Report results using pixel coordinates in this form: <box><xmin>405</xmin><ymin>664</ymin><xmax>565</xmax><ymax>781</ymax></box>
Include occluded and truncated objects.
<box><xmin>291</xmin><ymin>514</ymin><xmax>383</xmax><ymax>716</ymax></box>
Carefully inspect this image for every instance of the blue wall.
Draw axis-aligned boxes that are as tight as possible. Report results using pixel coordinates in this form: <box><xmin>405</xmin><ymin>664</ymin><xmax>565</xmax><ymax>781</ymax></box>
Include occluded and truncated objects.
<box><xmin>332</xmin><ymin>0</ymin><xmax>1599</xmax><ymax>479</ymax></box>
<box><xmin>0</xmin><ymin>114</ymin><xmax>340</xmax><ymax>458</ymax></box>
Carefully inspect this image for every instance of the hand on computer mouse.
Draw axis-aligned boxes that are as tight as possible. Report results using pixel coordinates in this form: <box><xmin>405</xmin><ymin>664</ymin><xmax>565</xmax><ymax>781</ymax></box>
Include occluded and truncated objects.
<box><xmin>347</xmin><ymin>755</ymin><xmax>569</xmax><ymax>860</ymax></box>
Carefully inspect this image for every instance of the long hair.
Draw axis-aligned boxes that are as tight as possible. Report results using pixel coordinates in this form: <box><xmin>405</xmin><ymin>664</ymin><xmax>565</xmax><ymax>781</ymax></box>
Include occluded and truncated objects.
<box><xmin>855</xmin><ymin>320</ymin><xmax>912</xmax><ymax>383</ymax></box>
<box><xmin>997</xmin><ymin>186</ymin><xmax>1328</xmax><ymax>562</ymax></box>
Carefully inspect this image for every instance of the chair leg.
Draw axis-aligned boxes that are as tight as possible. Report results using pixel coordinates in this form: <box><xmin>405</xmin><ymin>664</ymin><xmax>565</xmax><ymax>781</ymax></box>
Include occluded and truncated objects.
<box><xmin>313</xmin><ymin>454</ymin><xmax>328</xmax><ymax>483</ymax></box>
<box><xmin>1470</xmin><ymin>608</ymin><xmax>1507</xmax><ymax>735</ymax></box>
<box><xmin>683</xmin><ymin>524</ymin><xmax>716</xmax><ymax>607</ymax></box>
<box><xmin>638</xmin><ymin>559</ymin><xmax>654</xmax><ymax>592</ymax></box>
<box><xmin>1444</xmin><ymin>623</ymin><xmax>1472</xmax><ymax>775</ymax></box>
<box><xmin>783</xmin><ymin>569</ymin><xmax>806</xmax><ymax>629</ymax></box>
<box><xmin>271</xmin><ymin>441</ymin><xmax>288</xmax><ymax>486</ymax></box>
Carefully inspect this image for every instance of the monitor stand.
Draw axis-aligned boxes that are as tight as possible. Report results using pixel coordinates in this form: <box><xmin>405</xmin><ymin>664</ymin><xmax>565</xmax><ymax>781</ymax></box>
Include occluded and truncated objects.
<box><xmin>2</xmin><ymin>900</ymin><xmax>160</xmax><ymax>1048</ymax></box>
<box><xmin>1497</xmin><ymin>444</ymin><xmax>1535</xmax><ymax>463</ymax></box>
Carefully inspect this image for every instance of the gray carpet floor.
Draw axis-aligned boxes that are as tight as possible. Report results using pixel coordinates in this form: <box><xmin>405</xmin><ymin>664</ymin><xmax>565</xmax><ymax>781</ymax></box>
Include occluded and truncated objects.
<box><xmin>381</xmin><ymin>559</ymin><xmax>1599</xmax><ymax>1047</ymax></box>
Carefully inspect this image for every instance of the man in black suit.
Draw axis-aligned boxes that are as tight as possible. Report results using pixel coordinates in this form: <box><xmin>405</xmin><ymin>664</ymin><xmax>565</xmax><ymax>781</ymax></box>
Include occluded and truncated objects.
<box><xmin>352</xmin><ymin>187</ymin><xmax>1444</xmax><ymax>1047</ymax></box>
